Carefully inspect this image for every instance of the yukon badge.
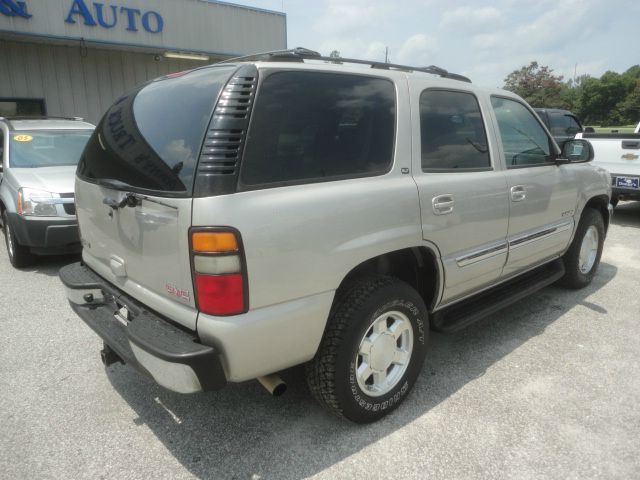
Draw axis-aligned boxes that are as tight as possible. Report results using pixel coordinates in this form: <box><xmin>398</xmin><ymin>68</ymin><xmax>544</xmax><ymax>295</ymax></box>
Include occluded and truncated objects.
<box><xmin>166</xmin><ymin>283</ymin><xmax>190</xmax><ymax>302</ymax></box>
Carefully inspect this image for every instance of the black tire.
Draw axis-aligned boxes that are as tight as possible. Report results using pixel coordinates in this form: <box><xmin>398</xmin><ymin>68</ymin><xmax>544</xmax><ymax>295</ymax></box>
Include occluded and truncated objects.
<box><xmin>2</xmin><ymin>210</ymin><xmax>34</xmax><ymax>268</ymax></box>
<box><xmin>558</xmin><ymin>208</ymin><xmax>604</xmax><ymax>289</ymax></box>
<box><xmin>307</xmin><ymin>275</ymin><xmax>429</xmax><ymax>423</ymax></box>
<box><xmin>610</xmin><ymin>196</ymin><xmax>619</xmax><ymax>208</ymax></box>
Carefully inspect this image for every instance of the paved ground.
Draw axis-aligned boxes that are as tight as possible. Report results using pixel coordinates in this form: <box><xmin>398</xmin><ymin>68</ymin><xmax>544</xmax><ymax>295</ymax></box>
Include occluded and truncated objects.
<box><xmin>1</xmin><ymin>203</ymin><xmax>640</xmax><ymax>480</ymax></box>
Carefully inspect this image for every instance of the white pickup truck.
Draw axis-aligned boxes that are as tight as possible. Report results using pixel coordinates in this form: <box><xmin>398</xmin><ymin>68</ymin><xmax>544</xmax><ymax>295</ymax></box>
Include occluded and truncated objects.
<box><xmin>577</xmin><ymin>122</ymin><xmax>640</xmax><ymax>206</ymax></box>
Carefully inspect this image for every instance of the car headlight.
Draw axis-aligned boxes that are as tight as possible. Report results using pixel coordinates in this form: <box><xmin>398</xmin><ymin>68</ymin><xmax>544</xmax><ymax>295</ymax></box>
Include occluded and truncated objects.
<box><xmin>17</xmin><ymin>188</ymin><xmax>59</xmax><ymax>217</ymax></box>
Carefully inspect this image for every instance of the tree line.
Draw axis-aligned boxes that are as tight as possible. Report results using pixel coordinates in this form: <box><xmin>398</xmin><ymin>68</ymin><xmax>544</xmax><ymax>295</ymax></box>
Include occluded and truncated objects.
<box><xmin>503</xmin><ymin>62</ymin><xmax>640</xmax><ymax>126</ymax></box>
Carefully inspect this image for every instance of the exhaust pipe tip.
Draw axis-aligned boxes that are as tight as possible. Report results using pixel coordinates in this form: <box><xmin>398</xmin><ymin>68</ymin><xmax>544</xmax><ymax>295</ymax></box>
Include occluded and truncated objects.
<box><xmin>257</xmin><ymin>374</ymin><xmax>287</xmax><ymax>397</ymax></box>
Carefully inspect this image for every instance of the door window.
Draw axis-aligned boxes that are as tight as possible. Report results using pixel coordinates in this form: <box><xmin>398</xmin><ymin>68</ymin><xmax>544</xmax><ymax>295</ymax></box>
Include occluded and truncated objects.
<box><xmin>420</xmin><ymin>90</ymin><xmax>490</xmax><ymax>171</ymax></box>
<box><xmin>491</xmin><ymin>97</ymin><xmax>554</xmax><ymax>167</ymax></box>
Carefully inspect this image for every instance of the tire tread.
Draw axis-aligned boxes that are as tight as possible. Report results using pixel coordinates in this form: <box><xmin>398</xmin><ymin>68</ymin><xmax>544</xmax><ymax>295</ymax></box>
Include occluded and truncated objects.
<box><xmin>306</xmin><ymin>275</ymin><xmax>398</xmax><ymax>419</ymax></box>
<box><xmin>558</xmin><ymin>207</ymin><xmax>604</xmax><ymax>289</ymax></box>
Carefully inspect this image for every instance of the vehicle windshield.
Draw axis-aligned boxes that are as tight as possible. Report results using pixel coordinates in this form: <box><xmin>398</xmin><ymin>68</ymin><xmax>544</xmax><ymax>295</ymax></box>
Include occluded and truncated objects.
<box><xmin>9</xmin><ymin>130</ymin><xmax>93</xmax><ymax>168</ymax></box>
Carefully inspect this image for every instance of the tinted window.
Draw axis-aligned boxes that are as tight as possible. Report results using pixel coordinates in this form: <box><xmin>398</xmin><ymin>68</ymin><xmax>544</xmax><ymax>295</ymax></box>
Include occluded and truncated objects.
<box><xmin>78</xmin><ymin>66</ymin><xmax>236</xmax><ymax>194</ymax></box>
<box><xmin>549</xmin><ymin>113</ymin><xmax>568</xmax><ymax>136</ymax></box>
<box><xmin>420</xmin><ymin>90</ymin><xmax>490</xmax><ymax>171</ymax></box>
<box><xmin>241</xmin><ymin>72</ymin><xmax>395</xmax><ymax>187</ymax></box>
<box><xmin>491</xmin><ymin>97</ymin><xmax>553</xmax><ymax>167</ymax></box>
<box><xmin>549</xmin><ymin>113</ymin><xmax>582</xmax><ymax>137</ymax></box>
<box><xmin>566</xmin><ymin>115</ymin><xmax>582</xmax><ymax>135</ymax></box>
<box><xmin>9</xmin><ymin>130</ymin><xmax>92</xmax><ymax>168</ymax></box>
<box><xmin>0</xmin><ymin>98</ymin><xmax>46</xmax><ymax>117</ymax></box>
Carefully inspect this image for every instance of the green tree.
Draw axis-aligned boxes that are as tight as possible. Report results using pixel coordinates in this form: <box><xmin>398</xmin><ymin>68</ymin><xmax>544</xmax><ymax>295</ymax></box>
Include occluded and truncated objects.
<box><xmin>615</xmin><ymin>79</ymin><xmax>640</xmax><ymax>125</ymax></box>
<box><xmin>562</xmin><ymin>74</ymin><xmax>591</xmax><ymax>112</ymax></box>
<box><xmin>578</xmin><ymin>71</ymin><xmax>635</xmax><ymax>125</ymax></box>
<box><xmin>503</xmin><ymin>61</ymin><xmax>566</xmax><ymax>108</ymax></box>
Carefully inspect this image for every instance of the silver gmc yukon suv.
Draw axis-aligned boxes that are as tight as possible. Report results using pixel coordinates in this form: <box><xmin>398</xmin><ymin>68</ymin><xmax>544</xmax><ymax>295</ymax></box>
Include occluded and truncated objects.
<box><xmin>60</xmin><ymin>48</ymin><xmax>612</xmax><ymax>423</ymax></box>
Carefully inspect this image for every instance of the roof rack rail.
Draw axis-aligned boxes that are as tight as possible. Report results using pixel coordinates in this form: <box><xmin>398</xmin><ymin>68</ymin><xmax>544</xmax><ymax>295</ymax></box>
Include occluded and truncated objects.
<box><xmin>219</xmin><ymin>47</ymin><xmax>471</xmax><ymax>83</ymax></box>
<box><xmin>2</xmin><ymin>116</ymin><xmax>85</xmax><ymax>123</ymax></box>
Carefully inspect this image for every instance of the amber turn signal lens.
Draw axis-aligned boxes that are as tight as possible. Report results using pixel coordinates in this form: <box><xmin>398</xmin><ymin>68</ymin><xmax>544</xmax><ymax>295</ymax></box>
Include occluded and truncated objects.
<box><xmin>192</xmin><ymin>231</ymin><xmax>238</xmax><ymax>253</ymax></box>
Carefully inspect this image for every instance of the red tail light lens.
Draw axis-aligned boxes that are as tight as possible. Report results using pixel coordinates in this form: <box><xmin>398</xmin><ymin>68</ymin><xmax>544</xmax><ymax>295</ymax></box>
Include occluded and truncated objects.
<box><xmin>195</xmin><ymin>273</ymin><xmax>244</xmax><ymax>315</ymax></box>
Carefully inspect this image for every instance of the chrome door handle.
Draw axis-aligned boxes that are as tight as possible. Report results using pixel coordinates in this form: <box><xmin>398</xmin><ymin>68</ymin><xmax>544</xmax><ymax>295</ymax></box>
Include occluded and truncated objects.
<box><xmin>510</xmin><ymin>185</ymin><xmax>526</xmax><ymax>202</ymax></box>
<box><xmin>432</xmin><ymin>194</ymin><xmax>454</xmax><ymax>215</ymax></box>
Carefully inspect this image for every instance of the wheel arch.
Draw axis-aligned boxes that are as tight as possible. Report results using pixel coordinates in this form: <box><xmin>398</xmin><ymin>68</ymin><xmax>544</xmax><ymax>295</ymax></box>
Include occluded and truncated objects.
<box><xmin>335</xmin><ymin>246</ymin><xmax>442</xmax><ymax>312</ymax></box>
<box><xmin>583</xmin><ymin>194</ymin><xmax>610</xmax><ymax>233</ymax></box>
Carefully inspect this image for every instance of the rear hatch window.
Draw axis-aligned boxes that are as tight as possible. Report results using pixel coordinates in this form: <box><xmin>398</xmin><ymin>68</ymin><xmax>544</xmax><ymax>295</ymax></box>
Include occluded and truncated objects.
<box><xmin>77</xmin><ymin>65</ymin><xmax>237</xmax><ymax>196</ymax></box>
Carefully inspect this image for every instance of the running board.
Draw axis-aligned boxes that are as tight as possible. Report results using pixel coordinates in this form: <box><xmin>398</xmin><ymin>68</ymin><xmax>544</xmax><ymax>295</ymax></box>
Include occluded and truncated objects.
<box><xmin>431</xmin><ymin>259</ymin><xmax>565</xmax><ymax>333</ymax></box>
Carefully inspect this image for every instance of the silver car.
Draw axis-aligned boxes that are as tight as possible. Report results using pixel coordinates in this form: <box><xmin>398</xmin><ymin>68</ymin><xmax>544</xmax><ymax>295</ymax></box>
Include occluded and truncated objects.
<box><xmin>59</xmin><ymin>49</ymin><xmax>611</xmax><ymax>423</ymax></box>
<box><xmin>0</xmin><ymin>117</ymin><xmax>95</xmax><ymax>267</ymax></box>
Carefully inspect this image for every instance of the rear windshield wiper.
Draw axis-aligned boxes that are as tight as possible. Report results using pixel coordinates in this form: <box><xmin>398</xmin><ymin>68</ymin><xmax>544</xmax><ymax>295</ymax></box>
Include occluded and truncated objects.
<box><xmin>98</xmin><ymin>179</ymin><xmax>178</xmax><ymax>210</ymax></box>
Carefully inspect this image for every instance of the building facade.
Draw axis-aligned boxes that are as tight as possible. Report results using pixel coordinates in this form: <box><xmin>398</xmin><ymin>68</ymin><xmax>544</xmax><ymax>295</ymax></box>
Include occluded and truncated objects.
<box><xmin>0</xmin><ymin>0</ymin><xmax>286</xmax><ymax>123</ymax></box>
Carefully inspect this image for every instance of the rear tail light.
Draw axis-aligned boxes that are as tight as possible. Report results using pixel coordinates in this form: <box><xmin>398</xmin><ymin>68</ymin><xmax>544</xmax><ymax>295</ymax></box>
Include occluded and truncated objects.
<box><xmin>190</xmin><ymin>229</ymin><xmax>247</xmax><ymax>316</ymax></box>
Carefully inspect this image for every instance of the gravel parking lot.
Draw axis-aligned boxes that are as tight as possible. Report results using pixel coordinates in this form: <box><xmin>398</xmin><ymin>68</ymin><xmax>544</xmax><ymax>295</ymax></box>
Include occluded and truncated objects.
<box><xmin>1</xmin><ymin>202</ymin><xmax>639</xmax><ymax>480</ymax></box>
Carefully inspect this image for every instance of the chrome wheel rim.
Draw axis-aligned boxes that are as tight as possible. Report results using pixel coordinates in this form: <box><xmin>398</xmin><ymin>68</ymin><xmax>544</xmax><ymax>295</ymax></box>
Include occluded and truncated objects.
<box><xmin>5</xmin><ymin>222</ymin><xmax>14</xmax><ymax>259</ymax></box>
<box><xmin>578</xmin><ymin>225</ymin><xmax>599</xmax><ymax>274</ymax></box>
<box><xmin>355</xmin><ymin>310</ymin><xmax>413</xmax><ymax>398</ymax></box>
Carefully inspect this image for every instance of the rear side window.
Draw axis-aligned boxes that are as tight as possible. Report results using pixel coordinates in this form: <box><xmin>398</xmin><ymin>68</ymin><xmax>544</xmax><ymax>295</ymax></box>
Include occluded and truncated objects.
<box><xmin>420</xmin><ymin>90</ymin><xmax>490</xmax><ymax>171</ymax></box>
<box><xmin>78</xmin><ymin>66</ymin><xmax>236</xmax><ymax>195</ymax></box>
<box><xmin>240</xmin><ymin>71</ymin><xmax>395</xmax><ymax>187</ymax></box>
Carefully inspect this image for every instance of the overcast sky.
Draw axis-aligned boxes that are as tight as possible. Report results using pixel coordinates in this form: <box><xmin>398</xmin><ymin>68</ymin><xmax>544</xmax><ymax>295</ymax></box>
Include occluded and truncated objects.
<box><xmin>233</xmin><ymin>0</ymin><xmax>639</xmax><ymax>88</ymax></box>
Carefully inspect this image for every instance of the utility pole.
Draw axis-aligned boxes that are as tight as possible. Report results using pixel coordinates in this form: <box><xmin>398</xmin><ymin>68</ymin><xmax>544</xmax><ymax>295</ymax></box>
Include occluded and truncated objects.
<box><xmin>384</xmin><ymin>46</ymin><xmax>389</xmax><ymax>64</ymax></box>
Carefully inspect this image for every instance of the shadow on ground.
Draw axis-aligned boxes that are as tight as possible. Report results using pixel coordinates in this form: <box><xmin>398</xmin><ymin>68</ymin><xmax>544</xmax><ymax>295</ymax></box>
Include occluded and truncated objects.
<box><xmin>104</xmin><ymin>261</ymin><xmax>617</xmax><ymax>479</ymax></box>
<box><xmin>0</xmin><ymin>231</ymin><xmax>79</xmax><ymax>276</ymax></box>
<box><xmin>611</xmin><ymin>201</ymin><xmax>640</xmax><ymax>228</ymax></box>
<box><xmin>17</xmin><ymin>253</ymin><xmax>80</xmax><ymax>277</ymax></box>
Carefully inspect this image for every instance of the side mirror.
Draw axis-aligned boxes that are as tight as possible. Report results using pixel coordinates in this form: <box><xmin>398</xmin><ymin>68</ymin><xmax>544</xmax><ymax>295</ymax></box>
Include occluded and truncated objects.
<box><xmin>561</xmin><ymin>139</ymin><xmax>594</xmax><ymax>163</ymax></box>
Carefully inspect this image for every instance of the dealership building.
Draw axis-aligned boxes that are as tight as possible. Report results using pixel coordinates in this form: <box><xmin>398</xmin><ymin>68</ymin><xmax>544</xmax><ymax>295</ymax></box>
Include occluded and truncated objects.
<box><xmin>0</xmin><ymin>0</ymin><xmax>286</xmax><ymax>123</ymax></box>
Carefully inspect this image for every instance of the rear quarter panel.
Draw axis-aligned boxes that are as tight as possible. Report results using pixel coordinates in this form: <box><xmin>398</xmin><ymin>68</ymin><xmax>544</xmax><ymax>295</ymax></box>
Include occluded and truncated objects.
<box><xmin>192</xmin><ymin>175</ymin><xmax>421</xmax><ymax>312</ymax></box>
<box><xmin>192</xmin><ymin>75</ymin><xmax>422</xmax><ymax>312</ymax></box>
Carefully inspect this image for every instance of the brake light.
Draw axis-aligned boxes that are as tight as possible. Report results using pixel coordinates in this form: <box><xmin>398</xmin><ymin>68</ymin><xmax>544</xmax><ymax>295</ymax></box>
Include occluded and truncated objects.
<box><xmin>195</xmin><ymin>274</ymin><xmax>244</xmax><ymax>315</ymax></box>
<box><xmin>190</xmin><ymin>229</ymin><xmax>247</xmax><ymax>316</ymax></box>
